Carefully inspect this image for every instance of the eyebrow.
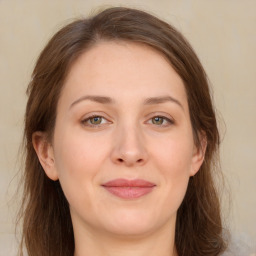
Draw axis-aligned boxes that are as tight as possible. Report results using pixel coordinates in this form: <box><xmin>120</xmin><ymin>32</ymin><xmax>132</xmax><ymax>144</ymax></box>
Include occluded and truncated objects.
<box><xmin>69</xmin><ymin>95</ymin><xmax>183</xmax><ymax>110</ymax></box>
<box><xmin>144</xmin><ymin>96</ymin><xmax>184</xmax><ymax>110</ymax></box>
<box><xmin>70</xmin><ymin>95</ymin><xmax>115</xmax><ymax>109</ymax></box>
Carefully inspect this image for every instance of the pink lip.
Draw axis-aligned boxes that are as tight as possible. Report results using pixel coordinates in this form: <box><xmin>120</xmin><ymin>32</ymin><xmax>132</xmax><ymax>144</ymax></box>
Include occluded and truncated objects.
<box><xmin>102</xmin><ymin>179</ymin><xmax>156</xmax><ymax>199</ymax></box>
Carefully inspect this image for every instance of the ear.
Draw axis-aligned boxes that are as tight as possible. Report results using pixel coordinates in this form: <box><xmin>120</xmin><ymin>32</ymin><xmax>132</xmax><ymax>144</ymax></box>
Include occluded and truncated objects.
<box><xmin>32</xmin><ymin>131</ymin><xmax>59</xmax><ymax>181</ymax></box>
<box><xmin>190</xmin><ymin>131</ymin><xmax>207</xmax><ymax>176</ymax></box>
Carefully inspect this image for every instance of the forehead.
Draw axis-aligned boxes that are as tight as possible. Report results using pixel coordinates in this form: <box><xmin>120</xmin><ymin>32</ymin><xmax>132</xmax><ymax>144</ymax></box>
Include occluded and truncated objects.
<box><xmin>60</xmin><ymin>41</ymin><xmax>188</xmax><ymax>108</ymax></box>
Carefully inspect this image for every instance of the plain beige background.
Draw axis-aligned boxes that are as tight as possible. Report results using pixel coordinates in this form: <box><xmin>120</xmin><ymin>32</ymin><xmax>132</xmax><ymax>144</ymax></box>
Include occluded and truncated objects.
<box><xmin>0</xmin><ymin>0</ymin><xmax>255</xmax><ymax>255</ymax></box>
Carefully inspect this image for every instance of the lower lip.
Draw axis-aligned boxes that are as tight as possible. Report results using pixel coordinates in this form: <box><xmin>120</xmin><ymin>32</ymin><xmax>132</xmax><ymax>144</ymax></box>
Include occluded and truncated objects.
<box><xmin>103</xmin><ymin>186</ymin><xmax>155</xmax><ymax>199</ymax></box>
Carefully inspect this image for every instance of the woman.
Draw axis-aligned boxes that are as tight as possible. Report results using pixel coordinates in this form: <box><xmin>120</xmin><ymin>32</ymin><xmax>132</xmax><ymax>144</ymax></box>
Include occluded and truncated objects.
<box><xmin>18</xmin><ymin>7</ymin><xmax>227</xmax><ymax>256</ymax></box>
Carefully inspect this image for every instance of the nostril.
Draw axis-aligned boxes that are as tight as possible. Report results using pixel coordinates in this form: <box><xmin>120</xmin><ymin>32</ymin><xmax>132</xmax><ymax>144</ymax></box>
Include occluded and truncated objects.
<box><xmin>115</xmin><ymin>157</ymin><xmax>145</xmax><ymax>165</ymax></box>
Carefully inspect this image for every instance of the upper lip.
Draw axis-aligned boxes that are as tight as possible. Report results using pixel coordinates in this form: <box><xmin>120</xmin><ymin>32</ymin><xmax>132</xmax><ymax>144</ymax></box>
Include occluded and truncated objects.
<box><xmin>102</xmin><ymin>179</ymin><xmax>156</xmax><ymax>187</ymax></box>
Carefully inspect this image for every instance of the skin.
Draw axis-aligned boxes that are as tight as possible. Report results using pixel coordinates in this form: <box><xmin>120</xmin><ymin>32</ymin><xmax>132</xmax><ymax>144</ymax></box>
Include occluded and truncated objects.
<box><xmin>33</xmin><ymin>41</ymin><xmax>205</xmax><ymax>256</ymax></box>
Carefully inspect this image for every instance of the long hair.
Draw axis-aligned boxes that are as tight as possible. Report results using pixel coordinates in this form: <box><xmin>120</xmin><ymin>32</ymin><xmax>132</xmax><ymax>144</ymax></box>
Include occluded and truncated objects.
<box><xmin>18</xmin><ymin>7</ymin><xmax>227</xmax><ymax>256</ymax></box>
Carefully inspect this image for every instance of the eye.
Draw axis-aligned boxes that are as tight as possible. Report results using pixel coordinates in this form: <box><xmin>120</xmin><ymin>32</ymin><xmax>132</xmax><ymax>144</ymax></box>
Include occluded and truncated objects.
<box><xmin>148</xmin><ymin>115</ymin><xmax>174</xmax><ymax>127</ymax></box>
<box><xmin>89</xmin><ymin>116</ymin><xmax>103</xmax><ymax>125</ymax></box>
<box><xmin>152</xmin><ymin>116</ymin><xmax>165</xmax><ymax>125</ymax></box>
<box><xmin>81</xmin><ymin>115</ymin><xmax>110</xmax><ymax>127</ymax></box>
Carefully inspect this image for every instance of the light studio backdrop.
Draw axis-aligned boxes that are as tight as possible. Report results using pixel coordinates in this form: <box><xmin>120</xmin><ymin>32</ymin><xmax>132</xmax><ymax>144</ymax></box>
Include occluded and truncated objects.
<box><xmin>0</xmin><ymin>1</ymin><xmax>255</xmax><ymax>255</ymax></box>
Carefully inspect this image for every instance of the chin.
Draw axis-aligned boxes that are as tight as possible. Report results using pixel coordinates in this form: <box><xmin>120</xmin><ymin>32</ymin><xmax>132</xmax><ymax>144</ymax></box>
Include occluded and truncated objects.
<box><xmin>100</xmin><ymin>208</ymin><xmax>171</xmax><ymax>237</ymax></box>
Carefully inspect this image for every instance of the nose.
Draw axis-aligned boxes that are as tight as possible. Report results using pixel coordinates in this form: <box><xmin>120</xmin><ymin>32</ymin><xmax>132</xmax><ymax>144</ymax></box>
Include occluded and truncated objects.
<box><xmin>110</xmin><ymin>125</ymin><xmax>148</xmax><ymax>167</ymax></box>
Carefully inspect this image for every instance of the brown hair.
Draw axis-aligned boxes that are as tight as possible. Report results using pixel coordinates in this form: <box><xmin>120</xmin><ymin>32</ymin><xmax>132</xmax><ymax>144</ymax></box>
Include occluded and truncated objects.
<box><xmin>18</xmin><ymin>7</ymin><xmax>227</xmax><ymax>256</ymax></box>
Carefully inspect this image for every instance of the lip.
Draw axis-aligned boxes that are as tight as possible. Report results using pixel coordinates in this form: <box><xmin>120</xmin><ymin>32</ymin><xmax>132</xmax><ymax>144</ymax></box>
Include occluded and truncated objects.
<box><xmin>101</xmin><ymin>179</ymin><xmax>156</xmax><ymax>199</ymax></box>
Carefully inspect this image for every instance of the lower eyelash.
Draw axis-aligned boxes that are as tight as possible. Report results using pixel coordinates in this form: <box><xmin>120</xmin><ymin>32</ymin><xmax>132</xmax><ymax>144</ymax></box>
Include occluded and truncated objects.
<box><xmin>81</xmin><ymin>115</ymin><xmax>101</xmax><ymax>124</ymax></box>
<box><xmin>152</xmin><ymin>116</ymin><xmax>174</xmax><ymax>125</ymax></box>
<box><xmin>81</xmin><ymin>115</ymin><xmax>111</xmax><ymax>128</ymax></box>
<box><xmin>80</xmin><ymin>115</ymin><xmax>174</xmax><ymax>128</ymax></box>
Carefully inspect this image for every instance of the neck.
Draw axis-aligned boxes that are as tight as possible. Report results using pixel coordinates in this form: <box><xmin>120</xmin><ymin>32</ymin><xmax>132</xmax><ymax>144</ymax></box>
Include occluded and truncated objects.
<box><xmin>73</xmin><ymin>222</ymin><xmax>178</xmax><ymax>256</ymax></box>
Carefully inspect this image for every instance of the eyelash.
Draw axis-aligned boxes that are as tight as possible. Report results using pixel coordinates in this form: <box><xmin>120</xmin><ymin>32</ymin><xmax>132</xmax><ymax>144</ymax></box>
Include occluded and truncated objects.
<box><xmin>146</xmin><ymin>115</ymin><xmax>174</xmax><ymax>127</ymax></box>
<box><xmin>81</xmin><ymin>114</ymin><xmax>110</xmax><ymax>128</ymax></box>
<box><xmin>81</xmin><ymin>114</ymin><xmax>174</xmax><ymax>128</ymax></box>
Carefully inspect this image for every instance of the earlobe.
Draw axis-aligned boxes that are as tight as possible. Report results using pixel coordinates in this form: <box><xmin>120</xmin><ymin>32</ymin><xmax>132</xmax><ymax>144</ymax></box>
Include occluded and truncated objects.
<box><xmin>190</xmin><ymin>132</ymin><xmax>207</xmax><ymax>176</ymax></box>
<box><xmin>32</xmin><ymin>131</ymin><xmax>59</xmax><ymax>181</ymax></box>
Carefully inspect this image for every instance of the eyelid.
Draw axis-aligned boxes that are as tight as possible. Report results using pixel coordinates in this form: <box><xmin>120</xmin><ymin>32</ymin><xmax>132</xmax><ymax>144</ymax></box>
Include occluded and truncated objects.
<box><xmin>145</xmin><ymin>112</ymin><xmax>175</xmax><ymax>126</ymax></box>
<box><xmin>80</xmin><ymin>111</ymin><xmax>175</xmax><ymax>128</ymax></box>
<box><xmin>80</xmin><ymin>112</ymin><xmax>112</xmax><ymax>127</ymax></box>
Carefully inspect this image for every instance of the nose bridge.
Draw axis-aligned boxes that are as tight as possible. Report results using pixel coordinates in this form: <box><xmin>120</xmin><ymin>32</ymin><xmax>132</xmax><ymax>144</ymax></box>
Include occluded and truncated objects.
<box><xmin>111</xmin><ymin>120</ymin><xmax>148</xmax><ymax>166</ymax></box>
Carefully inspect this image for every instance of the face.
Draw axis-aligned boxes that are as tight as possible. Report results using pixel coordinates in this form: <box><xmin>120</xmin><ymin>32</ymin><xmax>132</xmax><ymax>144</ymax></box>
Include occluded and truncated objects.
<box><xmin>34</xmin><ymin>41</ymin><xmax>205</xmax><ymax>239</ymax></box>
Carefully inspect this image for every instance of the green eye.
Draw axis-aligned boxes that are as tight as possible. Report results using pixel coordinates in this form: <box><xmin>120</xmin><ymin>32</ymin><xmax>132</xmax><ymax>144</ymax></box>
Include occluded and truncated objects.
<box><xmin>89</xmin><ymin>116</ymin><xmax>102</xmax><ymax>124</ymax></box>
<box><xmin>81</xmin><ymin>115</ymin><xmax>110</xmax><ymax>128</ymax></box>
<box><xmin>149</xmin><ymin>115</ymin><xmax>174</xmax><ymax>127</ymax></box>
<box><xmin>152</xmin><ymin>116</ymin><xmax>164</xmax><ymax>125</ymax></box>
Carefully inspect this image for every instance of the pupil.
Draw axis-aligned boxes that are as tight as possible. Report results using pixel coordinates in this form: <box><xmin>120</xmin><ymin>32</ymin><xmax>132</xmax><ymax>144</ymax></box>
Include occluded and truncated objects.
<box><xmin>153</xmin><ymin>117</ymin><xmax>163</xmax><ymax>124</ymax></box>
<box><xmin>91</xmin><ymin>117</ymin><xmax>101</xmax><ymax>124</ymax></box>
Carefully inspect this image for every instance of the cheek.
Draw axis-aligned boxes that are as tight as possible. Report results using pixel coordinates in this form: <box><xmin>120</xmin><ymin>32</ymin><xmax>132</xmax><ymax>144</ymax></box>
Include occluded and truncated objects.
<box><xmin>154</xmin><ymin>133</ymin><xmax>194</xmax><ymax>176</ymax></box>
<box><xmin>52</xmin><ymin>133</ymin><xmax>107</xmax><ymax>221</ymax></box>
<box><xmin>151</xmin><ymin>134</ymin><xmax>193</xmax><ymax>209</ymax></box>
<box><xmin>52</xmin><ymin>130</ymin><xmax>107</xmax><ymax>202</ymax></box>
<box><xmin>54</xmin><ymin>128</ymin><xmax>107</xmax><ymax>176</ymax></box>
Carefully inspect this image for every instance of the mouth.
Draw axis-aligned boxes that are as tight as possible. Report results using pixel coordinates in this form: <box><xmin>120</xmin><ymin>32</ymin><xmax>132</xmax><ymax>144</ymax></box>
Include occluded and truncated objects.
<box><xmin>101</xmin><ymin>179</ymin><xmax>156</xmax><ymax>199</ymax></box>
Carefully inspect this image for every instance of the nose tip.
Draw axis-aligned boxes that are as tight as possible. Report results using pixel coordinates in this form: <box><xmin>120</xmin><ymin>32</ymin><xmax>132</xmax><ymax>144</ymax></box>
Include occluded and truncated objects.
<box><xmin>110</xmin><ymin>128</ymin><xmax>148</xmax><ymax>167</ymax></box>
